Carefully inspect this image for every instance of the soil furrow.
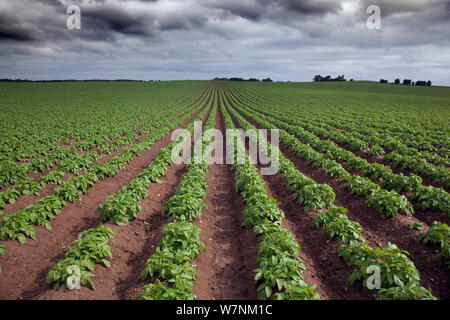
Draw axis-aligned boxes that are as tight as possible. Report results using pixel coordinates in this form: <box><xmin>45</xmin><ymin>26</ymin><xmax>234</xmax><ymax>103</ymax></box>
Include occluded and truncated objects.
<box><xmin>193</xmin><ymin>97</ymin><xmax>258</xmax><ymax>300</ymax></box>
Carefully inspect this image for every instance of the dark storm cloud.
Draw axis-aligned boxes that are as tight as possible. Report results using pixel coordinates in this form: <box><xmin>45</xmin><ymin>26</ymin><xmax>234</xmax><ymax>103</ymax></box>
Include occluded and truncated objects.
<box><xmin>270</xmin><ymin>0</ymin><xmax>342</xmax><ymax>15</ymax></box>
<box><xmin>82</xmin><ymin>6</ymin><xmax>152</xmax><ymax>36</ymax></box>
<box><xmin>0</xmin><ymin>1</ymin><xmax>67</xmax><ymax>43</ymax></box>
<box><xmin>0</xmin><ymin>12</ymin><xmax>37</xmax><ymax>42</ymax></box>
<box><xmin>78</xmin><ymin>1</ymin><xmax>207</xmax><ymax>38</ymax></box>
<box><xmin>35</xmin><ymin>0</ymin><xmax>65</xmax><ymax>6</ymax></box>
<box><xmin>199</xmin><ymin>1</ymin><xmax>265</xmax><ymax>21</ymax></box>
<box><xmin>201</xmin><ymin>0</ymin><xmax>343</xmax><ymax>22</ymax></box>
<box><xmin>0</xmin><ymin>0</ymin><xmax>209</xmax><ymax>45</ymax></box>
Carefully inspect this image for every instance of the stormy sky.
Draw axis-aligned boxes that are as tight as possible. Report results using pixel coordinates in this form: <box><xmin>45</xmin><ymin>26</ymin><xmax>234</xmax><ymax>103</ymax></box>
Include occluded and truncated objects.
<box><xmin>0</xmin><ymin>0</ymin><xmax>449</xmax><ymax>84</ymax></box>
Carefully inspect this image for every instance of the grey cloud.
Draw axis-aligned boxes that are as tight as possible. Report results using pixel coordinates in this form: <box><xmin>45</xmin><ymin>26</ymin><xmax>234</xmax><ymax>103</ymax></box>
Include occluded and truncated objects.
<box><xmin>82</xmin><ymin>6</ymin><xmax>152</xmax><ymax>36</ymax></box>
<box><xmin>0</xmin><ymin>0</ymin><xmax>209</xmax><ymax>46</ymax></box>
<box><xmin>0</xmin><ymin>13</ymin><xmax>37</xmax><ymax>42</ymax></box>
<box><xmin>270</xmin><ymin>0</ymin><xmax>342</xmax><ymax>15</ymax></box>
<box><xmin>0</xmin><ymin>0</ymin><xmax>449</xmax><ymax>85</ymax></box>
<box><xmin>199</xmin><ymin>0</ymin><xmax>265</xmax><ymax>21</ymax></box>
<box><xmin>358</xmin><ymin>0</ymin><xmax>449</xmax><ymax>17</ymax></box>
<box><xmin>80</xmin><ymin>1</ymin><xmax>208</xmax><ymax>38</ymax></box>
<box><xmin>201</xmin><ymin>0</ymin><xmax>343</xmax><ymax>22</ymax></box>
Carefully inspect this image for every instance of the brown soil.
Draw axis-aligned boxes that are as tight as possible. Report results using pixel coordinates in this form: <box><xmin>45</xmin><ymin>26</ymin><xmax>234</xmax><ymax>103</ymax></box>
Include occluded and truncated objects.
<box><xmin>193</xmin><ymin>97</ymin><xmax>258</xmax><ymax>300</ymax></box>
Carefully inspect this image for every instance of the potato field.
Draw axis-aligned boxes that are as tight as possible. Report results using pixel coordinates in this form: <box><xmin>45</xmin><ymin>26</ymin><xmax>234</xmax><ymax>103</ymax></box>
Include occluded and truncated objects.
<box><xmin>0</xmin><ymin>81</ymin><xmax>449</xmax><ymax>300</ymax></box>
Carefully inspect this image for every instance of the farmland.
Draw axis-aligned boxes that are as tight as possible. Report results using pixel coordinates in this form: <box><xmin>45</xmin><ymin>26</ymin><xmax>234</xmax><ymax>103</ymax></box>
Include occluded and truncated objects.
<box><xmin>0</xmin><ymin>80</ymin><xmax>449</xmax><ymax>300</ymax></box>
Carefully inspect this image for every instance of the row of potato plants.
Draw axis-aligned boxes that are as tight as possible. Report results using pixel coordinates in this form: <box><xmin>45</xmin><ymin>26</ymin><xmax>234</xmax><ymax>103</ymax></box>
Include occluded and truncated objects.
<box><xmin>220</xmin><ymin>91</ymin><xmax>320</xmax><ymax>300</ymax></box>
<box><xmin>223</xmin><ymin>88</ymin><xmax>436</xmax><ymax>300</ymax></box>
<box><xmin>0</xmin><ymin>92</ymin><xmax>211</xmax><ymax>244</ymax></box>
<box><xmin>227</xmin><ymin>89</ymin><xmax>449</xmax><ymax>217</ymax></box>
<box><xmin>45</xmin><ymin>88</ymin><xmax>213</xmax><ymax>290</ymax></box>
<box><xmin>232</xmin><ymin>86</ymin><xmax>449</xmax><ymax>163</ymax></box>
<box><xmin>138</xmin><ymin>91</ymin><xmax>218</xmax><ymax>299</ymax></box>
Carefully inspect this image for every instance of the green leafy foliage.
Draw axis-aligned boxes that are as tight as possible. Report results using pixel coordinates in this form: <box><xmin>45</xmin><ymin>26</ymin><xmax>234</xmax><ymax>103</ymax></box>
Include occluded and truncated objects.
<box><xmin>368</xmin><ymin>144</ymin><xmax>385</xmax><ymax>156</ymax></box>
<box><xmin>231</xmin><ymin>93</ymin><xmax>436</xmax><ymax>218</ymax></box>
<box><xmin>418</xmin><ymin>221</ymin><xmax>450</xmax><ymax>269</ymax></box>
<box><xmin>29</xmin><ymin>156</ymin><xmax>54</xmax><ymax>173</ymax></box>
<box><xmin>163</xmin><ymin>194</ymin><xmax>206</xmax><ymax>222</ymax></box>
<box><xmin>98</xmin><ymin>193</ymin><xmax>142</xmax><ymax>226</ymax></box>
<box><xmin>17</xmin><ymin>176</ymin><xmax>41</xmax><ymax>196</ymax></box>
<box><xmin>54</xmin><ymin>173</ymin><xmax>98</xmax><ymax>202</ymax></box>
<box><xmin>0</xmin><ymin>244</ymin><xmax>5</xmax><ymax>273</ymax></box>
<box><xmin>162</xmin><ymin>167</ymin><xmax>208</xmax><ymax>222</ymax></box>
<box><xmin>46</xmin><ymin>224</ymin><xmax>115</xmax><ymax>290</ymax></box>
<box><xmin>254</xmin><ymin>227</ymin><xmax>319</xmax><ymax>300</ymax></box>
<box><xmin>294</xmin><ymin>183</ymin><xmax>335</xmax><ymax>212</ymax></box>
<box><xmin>413</xmin><ymin>185</ymin><xmax>450</xmax><ymax>216</ymax></box>
<box><xmin>242</xmin><ymin>194</ymin><xmax>284</xmax><ymax>230</ymax></box>
<box><xmin>344</xmin><ymin>175</ymin><xmax>379</xmax><ymax>198</ymax></box>
<box><xmin>312</xmin><ymin>207</ymin><xmax>364</xmax><ymax>244</ymax></box>
<box><xmin>377</xmin><ymin>283</ymin><xmax>436</xmax><ymax>300</ymax></box>
<box><xmin>0</xmin><ymin>187</ymin><xmax>21</xmax><ymax>206</ymax></box>
<box><xmin>366</xmin><ymin>189</ymin><xmax>414</xmax><ymax>218</ymax></box>
<box><xmin>138</xmin><ymin>222</ymin><xmax>204</xmax><ymax>300</ymax></box>
<box><xmin>39</xmin><ymin>170</ymin><xmax>65</xmax><ymax>185</ymax></box>
<box><xmin>408</xmin><ymin>222</ymin><xmax>424</xmax><ymax>231</ymax></box>
<box><xmin>137</xmin><ymin>101</ymin><xmax>216</xmax><ymax>300</ymax></box>
<box><xmin>97</xmin><ymin>137</ymin><xmax>191</xmax><ymax>226</ymax></box>
<box><xmin>0</xmin><ymin>211</ymin><xmax>36</xmax><ymax>243</ymax></box>
<box><xmin>0</xmin><ymin>194</ymin><xmax>64</xmax><ymax>242</ymax></box>
<box><xmin>137</xmin><ymin>280</ymin><xmax>195</xmax><ymax>300</ymax></box>
<box><xmin>92</xmin><ymin>163</ymin><xmax>120</xmax><ymax>179</ymax></box>
<box><xmin>323</xmin><ymin>160</ymin><xmax>348</xmax><ymax>178</ymax></box>
<box><xmin>338</xmin><ymin>242</ymin><xmax>434</xmax><ymax>299</ymax></box>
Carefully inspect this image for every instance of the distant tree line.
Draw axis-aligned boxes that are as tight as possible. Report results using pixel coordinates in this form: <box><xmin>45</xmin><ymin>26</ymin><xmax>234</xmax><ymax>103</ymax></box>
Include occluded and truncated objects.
<box><xmin>213</xmin><ymin>77</ymin><xmax>273</xmax><ymax>82</ymax></box>
<box><xmin>313</xmin><ymin>75</ymin><xmax>346</xmax><ymax>82</ymax></box>
<box><xmin>0</xmin><ymin>79</ymin><xmax>154</xmax><ymax>82</ymax></box>
<box><xmin>379</xmin><ymin>78</ymin><xmax>432</xmax><ymax>86</ymax></box>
